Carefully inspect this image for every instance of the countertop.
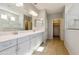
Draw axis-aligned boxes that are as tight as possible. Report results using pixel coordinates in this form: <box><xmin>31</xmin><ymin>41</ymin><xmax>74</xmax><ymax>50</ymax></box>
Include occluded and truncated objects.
<box><xmin>0</xmin><ymin>30</ymin><xmax>44</xmax><ymax>42</ymax></box>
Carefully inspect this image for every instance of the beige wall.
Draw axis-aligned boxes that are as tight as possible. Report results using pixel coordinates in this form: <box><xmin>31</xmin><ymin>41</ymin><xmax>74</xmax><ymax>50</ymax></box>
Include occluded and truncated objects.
<box><xmin>60</xmin><ymin>18</ymin><xmax>65</xmax><ymax>40</ymax></box>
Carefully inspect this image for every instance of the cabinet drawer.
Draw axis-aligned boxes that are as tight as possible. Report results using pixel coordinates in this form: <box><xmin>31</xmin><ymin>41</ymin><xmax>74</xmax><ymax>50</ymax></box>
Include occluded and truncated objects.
<box><xmin>17</xmin><ymin>41</ymin><xmax>30</xmax><ymax>55</ymax></box>
<box><xmin>0</xmin><ymin>39</ymin><xmax>17</xmax><ymax>51</ymax></box>
<box><xmin>30</xmin><ymin>37</ymin><xmax>37</xmax><ymax>50</ymax></box>
<box><xmin>30</xmin><ymin>34</ymin><xmax>37</xmax><ymax>39</ymax></box>
<box><xmin>0</xmin><ymin>46</ymin><xmax>17</xmax><ymax>55</ymax></box>
<box><xmin>18</xmin><ymin>36</ymin><xmax>29</xmax><ymax>44</ymax></box>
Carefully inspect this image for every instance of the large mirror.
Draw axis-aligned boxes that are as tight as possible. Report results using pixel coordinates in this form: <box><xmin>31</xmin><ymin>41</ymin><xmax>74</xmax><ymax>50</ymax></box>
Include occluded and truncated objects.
<box><xmin>0</xmin><ymin>9</ymin><xmax>19</xmax><ymax>31</ymax></box>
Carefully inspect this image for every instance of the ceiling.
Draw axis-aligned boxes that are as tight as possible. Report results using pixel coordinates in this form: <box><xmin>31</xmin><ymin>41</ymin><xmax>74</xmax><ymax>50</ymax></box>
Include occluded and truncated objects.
<box><xmin>0</xmin><ymin>3</ymin><xmax>65</xmax><ymax>15</ymax></box>
<box><xmin>33</xmin><ymin>3</ymin><xmax>65</xmax><ymax>14</ymax></box>
<box><xmin>0</xmin><ymin>3</ymin><xmax>38</xmax><ymax>16</ymax></box>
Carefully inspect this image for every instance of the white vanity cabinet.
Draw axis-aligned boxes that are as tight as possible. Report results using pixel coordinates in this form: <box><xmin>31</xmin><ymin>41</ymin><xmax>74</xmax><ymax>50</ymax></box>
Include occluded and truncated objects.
<box><xmin>36</xmin><ymin>33</ymin><xmax>43</xmax><ymax>44</ymax></box>
<box><xmin>30</xmin><ymin>35</ymin><xmax>37</xmax><ymax>50</ymax></box>
<box><xmin>17</xmin><ymin>37</ymin><xmax>30</xmax><ymax>55</ymax></box>
<box><xmin>34</xmin><ymin>33</ymin><xmax>43</xmax><ymax>48</ymax></box>
<box><xmin>0</xmin><ymin>46</ymin><xmax>17</xmax><ymax>55</ymax></box>
<box><xmin>0</xmin><ymin>31</ymin><xmax>44</xmax><ymax>55</ymax></box>
<box><xmin>0</xmin><ymin>39</ymin><xmax>17</xmax><ymax>55</ymax></box>
<box><xmin>30</xmin><ymin>33</ymin><xmax>43</xmax><ymax>52</ymax></box>
<box><xmin>17</xmin><ymin>41</ymin><xmax>30</xmax><ymax>55</ymax></box>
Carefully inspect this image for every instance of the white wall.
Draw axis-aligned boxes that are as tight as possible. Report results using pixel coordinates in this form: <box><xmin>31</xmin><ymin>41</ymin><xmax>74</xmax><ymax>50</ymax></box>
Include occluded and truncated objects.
<box><xmin>60</xmin><ymin>18</ymin><xmax>65</xmax><ymax>40</ymax></box>
<box><xmin>38</xmin><ymin>10</ymin><xmax>48</xmax><ymax>41</ymax></box>
<box><xmin>47</xmin><ymin>13</ymin><xmax>62</xmax><ymax>39</ymax></box>
<box><xmin>60</xmin><ymin>8</ymin><xmax>65</xmax><ymax>40</ymax></box>
<box><xmin>64</xmin><ymin>4</ymin><xmax>79</xmax><ymax>54</ymax></box>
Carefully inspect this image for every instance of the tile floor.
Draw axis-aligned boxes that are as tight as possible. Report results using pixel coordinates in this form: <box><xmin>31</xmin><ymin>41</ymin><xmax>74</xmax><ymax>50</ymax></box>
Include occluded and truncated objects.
<box><xmin>33</xmin><ymin>37</ymin><xmax>69</xmax><ymax>55</ymax></box>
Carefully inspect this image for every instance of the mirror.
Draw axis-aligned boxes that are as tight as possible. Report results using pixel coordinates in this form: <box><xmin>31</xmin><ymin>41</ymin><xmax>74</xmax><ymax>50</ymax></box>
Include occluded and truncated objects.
<box><xmin>34</xmin><ymin>18</ymin><xmax>44</xmax><ymax>29</ymax></box>
<box><xmin>0</xmin><ymin>9</ymin><xmax>19</xmax><ymax>31</ymax></box>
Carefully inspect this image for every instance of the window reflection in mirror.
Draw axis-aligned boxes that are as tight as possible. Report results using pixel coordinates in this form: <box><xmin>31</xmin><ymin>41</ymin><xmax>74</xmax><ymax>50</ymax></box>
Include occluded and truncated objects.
<box><xmin>1</xmin><ymin>14</ymin><xmax>8</xmax><ymax>20</ymax></box>
<box><xmin>0</xmin><ymin>9</ymin><xmax>19</xmax><ymax>31</ymax></box>
<box><xmin>10</xmin><ymin>17</ymin><xmax>15</xmax><ymax>21</ymax></box>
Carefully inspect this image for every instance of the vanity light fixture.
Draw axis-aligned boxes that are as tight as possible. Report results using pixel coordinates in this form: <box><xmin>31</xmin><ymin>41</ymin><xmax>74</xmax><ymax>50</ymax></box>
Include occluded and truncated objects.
<box><xmin>16</xmin><ymin>3</ymin><xmax>23</xmax><ymax>7</ymax></box>
<box><xmin>29</xmin><ymin>10</ymin><xmax>38</xmax><ymax>16</ymax></box>
<box><xmin>10</xmin><ymin>17</ymin><xmax>15</xmax><ymax>21</ymax></box>
<box><xmin>1</xmin><ymin>14</ymin><xmax>8</xmax><ymax>20</ymax></box>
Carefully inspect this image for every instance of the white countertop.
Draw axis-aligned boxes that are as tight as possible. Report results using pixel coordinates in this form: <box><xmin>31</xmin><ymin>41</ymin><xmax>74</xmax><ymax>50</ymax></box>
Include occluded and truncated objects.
<box><xmin>0</xmin><ymin>30</ymin><xmax>44</xmax><ymax>42</ymax></box>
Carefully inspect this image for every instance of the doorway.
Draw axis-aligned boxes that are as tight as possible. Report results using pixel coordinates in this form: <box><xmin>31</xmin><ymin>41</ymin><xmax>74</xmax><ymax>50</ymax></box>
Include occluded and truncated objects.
<box><xmin>53</xmin><ymin>18</ymin><xmax>60</xmax><ymax>39</ymax></box>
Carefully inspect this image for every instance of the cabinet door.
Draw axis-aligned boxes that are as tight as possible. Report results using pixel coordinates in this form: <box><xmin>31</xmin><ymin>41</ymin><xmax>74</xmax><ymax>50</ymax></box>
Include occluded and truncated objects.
<box><xmin>18</xmin><ymin>36</ymin><xmax>29</xmax><ymax>44</ymax></box>
<box><xmin>30</xmin><ymin>37</ymin><xmax>37</xmax><ymax>50</ymax></box>
<box><xmin>30</xmin><ymin>33</ymin><xmax>43</xmax><ymax>51</ymax></box>
<box><xmin>0</xmin><ymin>46</ymin><xmax>17</xmax><ymax>55</ymax></box>
<box><xmin>36</xmin><ymin>33</ymin><xmax>43</xmax><ymax>45</ymax></box>
<box><xmin>0</xmin><ymin>39</ymin><xmax>17</xmax><ymax>51</ymax></box>
<box><xmin>17</xmin><ymin>41</ymin><xmax>30</xmax><ymax>55</ymax></box>
<box><xmin>35</xmin><ymin>33</ymin><xmax>43</xmax><ymax>49</ymax></box>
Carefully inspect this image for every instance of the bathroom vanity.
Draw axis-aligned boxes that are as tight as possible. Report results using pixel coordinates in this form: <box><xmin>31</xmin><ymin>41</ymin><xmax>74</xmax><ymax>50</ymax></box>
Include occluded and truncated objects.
<box><xmin>0</xmin><ymin>30</ymin><xmax>44</xmax><ymax>55</ymax></box>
